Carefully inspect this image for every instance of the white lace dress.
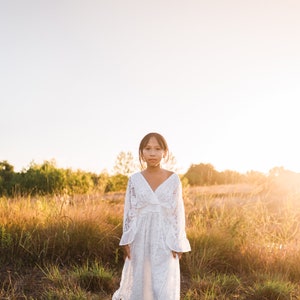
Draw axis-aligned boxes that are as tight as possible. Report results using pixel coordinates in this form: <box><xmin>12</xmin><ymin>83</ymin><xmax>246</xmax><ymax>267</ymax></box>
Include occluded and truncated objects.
<box><xmin>112</xmin><ymin>172</ymin><xmax>191</xmax><ymax>300</ymax></box>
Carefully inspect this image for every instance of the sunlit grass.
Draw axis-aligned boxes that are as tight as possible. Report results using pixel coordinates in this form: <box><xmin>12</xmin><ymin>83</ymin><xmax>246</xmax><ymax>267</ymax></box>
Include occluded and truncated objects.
<box><xmin>182</xmin><ymin>183</ymin><xmax>300</xmax><ymax>299</ymax></box>
<box><xmin>40</xmin><ymin>260</ymin><xmax>116</xmax><ymax>299</ymax></box>
<box><xmin>183</xmin><ymin>273</ymin><xmax>243</xmax><ymax>300</ymax></box>
<box><xmin>0</xmin><ymin>195</ymin><xmax>123</xmax><ymax>267</ymax></box>
<box><xmin>0</xmin><ymin>180</ymin><xmax>300</xmax><ymax>298</ymax></box>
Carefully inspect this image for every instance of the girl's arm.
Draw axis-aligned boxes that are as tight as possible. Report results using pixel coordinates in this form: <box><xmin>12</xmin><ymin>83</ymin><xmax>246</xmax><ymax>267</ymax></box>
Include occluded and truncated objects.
<box><xmin>119</xmin><ymin>178</ymin><xmax>137</xmax><ymax>247</ymax></box>
<box><xmin>170</xmin><ymin>176</ymin><xmax>191</xmax><ymax>253</ymax></box>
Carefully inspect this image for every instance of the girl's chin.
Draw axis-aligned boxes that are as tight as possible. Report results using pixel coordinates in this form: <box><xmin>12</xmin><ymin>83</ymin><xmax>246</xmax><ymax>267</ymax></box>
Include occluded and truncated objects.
<box><xmin>146</xmin><ymin>162</ymin><xmax>161</xmax><ymax>167</ymax></box>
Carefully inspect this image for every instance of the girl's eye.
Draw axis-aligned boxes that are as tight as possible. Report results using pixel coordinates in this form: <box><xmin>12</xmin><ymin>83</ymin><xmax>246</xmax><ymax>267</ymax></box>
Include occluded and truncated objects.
<box><xmin>144</xmin><ymin>147</ymin><xmax>161</xmax><ymax>151</ymax></box>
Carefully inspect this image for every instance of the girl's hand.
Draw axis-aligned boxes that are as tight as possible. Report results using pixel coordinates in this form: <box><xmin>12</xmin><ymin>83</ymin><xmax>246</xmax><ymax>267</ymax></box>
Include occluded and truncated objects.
<box><xmin>124</xmin><ymin>244</ymin><xmax>131</xmax><ymax>259</ymax></box>
<box><xmin>172</xmin><ymin>251</ymin><xmax>183</xmax><ymax>259</ymax></box>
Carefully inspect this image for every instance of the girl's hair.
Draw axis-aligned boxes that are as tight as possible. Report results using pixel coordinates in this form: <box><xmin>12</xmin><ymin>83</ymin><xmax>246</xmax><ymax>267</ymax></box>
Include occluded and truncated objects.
<box><xmin>139</xmin><ymin>132</ymin><xmax>169</xmax><ymax>168</ymax></box>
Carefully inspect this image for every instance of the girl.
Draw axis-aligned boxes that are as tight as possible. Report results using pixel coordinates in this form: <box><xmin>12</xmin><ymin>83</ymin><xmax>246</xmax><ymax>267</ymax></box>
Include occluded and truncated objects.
<box><xmin>112</xmin><ymin>132</ymin><xmax>191</xmax><ymax>300</ymax></box>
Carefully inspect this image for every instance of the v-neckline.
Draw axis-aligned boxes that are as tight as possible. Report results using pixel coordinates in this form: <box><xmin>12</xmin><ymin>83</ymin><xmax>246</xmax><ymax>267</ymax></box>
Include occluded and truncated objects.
<box><xmin>139</xmin><ymin>172</ymin><xmax>175</xmax><ymax>193</ymax></box>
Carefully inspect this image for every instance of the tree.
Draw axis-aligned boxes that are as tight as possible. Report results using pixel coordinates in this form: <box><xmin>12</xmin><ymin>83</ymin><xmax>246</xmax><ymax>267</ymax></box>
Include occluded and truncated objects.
<box><xmin>220</xmin><ymin>170</ymin><xmax>244</xmax><ymax>184</ymax></box>
<box><xmin>19</xmin><ymin>160</ymin><xmax>67</xmax><ymax>195</ymax></box>
<box><xmin>162</xmin><ymin>152</ymin><xmax>178</xmax><ymax>172</ymax></box>
<box><xmin>184</xmin><ymin>163</ymin><xmax>219</xmax><ymax>186</ymax></box>
<box><xmin>106</xmin><ymin>174</ymin><xmax>128</xmax><ymax>192</ymax></box>
<box><xmin>113</xmin><ymin>151</ymin><xmax>137</xmax><ymax>176</ymax></box>
<box><xmin>0</xmin><ymin>161</ymin><xmax>15</xmax><ymax>196</ymax></box>
<box><xmin>108</xmin><ymin>151</ymin><xmax>139</xmax><ymax>192</ymax></box>
<box><xmin>245</xmin><ymin>170</ymin><xmax>266</xmax><ymax>184</ymax></box>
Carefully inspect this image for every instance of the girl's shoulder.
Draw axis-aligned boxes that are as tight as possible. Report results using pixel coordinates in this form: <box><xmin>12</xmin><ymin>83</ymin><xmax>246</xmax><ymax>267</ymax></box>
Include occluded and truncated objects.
<box><xmin>162</xmin><ymin>168</ymin><xmax>174</xmax><ymax>176</ymax></box>
<box><xmin>162</xmin><ymin>169</ymin><xmax>179</xmax><ymax>180</ymax></box>
<box><xmin>129</xmin><ymin>171</ymin><xmax>143</xmax><ymax>182</ymax></box>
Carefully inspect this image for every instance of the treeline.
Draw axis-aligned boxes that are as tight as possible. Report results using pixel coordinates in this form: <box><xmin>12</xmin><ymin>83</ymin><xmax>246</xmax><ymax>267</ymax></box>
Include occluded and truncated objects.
<box><xmin>0</xmin><ymin>160</ymin><xmax>129</xmax><ymax>197</ymax></box>
<box><xmin>0</xmin><ymin>153</ymin><xmax>272</xmax><ymax>197</ymax></box>
<box><xmin>184</xmin><ymin>163</ymin><xmax>266</xmax><ymax>186</ymax></box>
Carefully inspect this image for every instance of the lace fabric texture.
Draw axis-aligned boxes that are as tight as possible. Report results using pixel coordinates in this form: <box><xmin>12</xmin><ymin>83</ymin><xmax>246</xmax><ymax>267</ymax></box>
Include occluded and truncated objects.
<box><xmin>112</xmin><ymin>172</ymin><xmax>191</xmax><ymax>300</ymax></box>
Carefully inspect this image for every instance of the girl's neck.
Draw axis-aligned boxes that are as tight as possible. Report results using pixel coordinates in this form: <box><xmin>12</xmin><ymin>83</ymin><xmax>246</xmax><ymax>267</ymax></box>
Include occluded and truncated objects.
<box><xmin>144</xmin><ymin>165</ymin><xmax>162</xmax><ymax>173</ymax></box>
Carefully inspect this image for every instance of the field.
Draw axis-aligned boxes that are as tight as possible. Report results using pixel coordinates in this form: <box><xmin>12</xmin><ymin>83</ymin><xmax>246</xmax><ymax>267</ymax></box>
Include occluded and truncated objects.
<box><xmin>1</xmin><ymin>178</ymin><xmax>300</xmax><ymax>299</ymax></box>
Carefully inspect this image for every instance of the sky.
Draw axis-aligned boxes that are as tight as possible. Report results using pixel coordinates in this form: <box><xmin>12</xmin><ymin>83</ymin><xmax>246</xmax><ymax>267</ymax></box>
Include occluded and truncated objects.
<box><xmin>1</xmin><ymin>0</ymin><xmax>300</xmax><ymax>175</ymax></box>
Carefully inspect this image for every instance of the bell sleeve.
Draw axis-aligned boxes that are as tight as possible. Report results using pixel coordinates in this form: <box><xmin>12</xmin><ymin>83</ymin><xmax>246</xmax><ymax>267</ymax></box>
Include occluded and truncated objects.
<box><xmin>119</xmin><ymin>177</ymin><xmax>137</xmax><ymax>246</ymax></box>
<box><xmin>166</xmin><ymin>176</ymin><xmax>191</xmax><ymax>253</ymax></box>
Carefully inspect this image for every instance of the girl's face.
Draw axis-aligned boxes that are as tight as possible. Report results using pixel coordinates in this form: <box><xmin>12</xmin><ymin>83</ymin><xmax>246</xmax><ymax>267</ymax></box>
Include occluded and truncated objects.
<box><xmin>142</xmin><ymin>136</ymin><xmax>165</xmax><ymax>168</ymax></box>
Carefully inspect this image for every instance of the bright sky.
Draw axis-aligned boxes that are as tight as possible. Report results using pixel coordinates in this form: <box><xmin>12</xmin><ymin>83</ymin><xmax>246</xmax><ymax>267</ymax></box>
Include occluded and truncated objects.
<box><xmin>1</xmin><ymin>0</ymin><xmax>300</xmax><ymax>175</ymax></box>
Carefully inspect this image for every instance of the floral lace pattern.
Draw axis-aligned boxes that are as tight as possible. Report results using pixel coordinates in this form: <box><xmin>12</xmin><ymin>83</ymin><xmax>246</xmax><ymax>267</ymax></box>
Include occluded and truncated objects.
<box><xmin>113</xmin><ymin>172</ymin><xmax>191</xmax><ymax>300</ymax></box>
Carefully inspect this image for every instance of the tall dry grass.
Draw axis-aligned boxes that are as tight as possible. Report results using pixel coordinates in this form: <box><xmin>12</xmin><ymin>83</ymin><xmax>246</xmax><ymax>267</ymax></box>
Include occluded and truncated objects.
<box><xmin>0</xmin><ymin>180</ymin><xmax>299</xmax><ymax>299</ymax></box>
<box><xmin>183</xmin><ymin>183</ymin><xmax>300</xmax><ymax>299</ymax></box>
<box><xmin>0</xmin><ymin>195</ymin><xmax>123</xmax><ymax>267</ymax></box>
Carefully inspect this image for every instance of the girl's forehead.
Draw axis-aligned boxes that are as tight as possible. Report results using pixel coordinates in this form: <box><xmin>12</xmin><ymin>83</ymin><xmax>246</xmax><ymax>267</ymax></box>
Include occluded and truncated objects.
<box><xmin>145</xmin><ymin>137</ymin><xmax>160</xmax><ymax>146</ymax></box>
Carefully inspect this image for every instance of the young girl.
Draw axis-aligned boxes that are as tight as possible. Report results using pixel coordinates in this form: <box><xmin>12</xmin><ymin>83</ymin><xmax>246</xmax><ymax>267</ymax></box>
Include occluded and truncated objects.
<box><xmin>112</xmin><ymin>132</ymin><xmax>191</xmax><ymax>300</ymax></box>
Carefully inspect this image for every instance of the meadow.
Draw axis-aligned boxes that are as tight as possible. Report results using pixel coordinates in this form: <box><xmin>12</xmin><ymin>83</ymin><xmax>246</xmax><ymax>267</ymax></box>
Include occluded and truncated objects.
<box><xmin>0</xmin><ymin>177</ymin><xmax>300</xmax><ymax>299</ymax></box>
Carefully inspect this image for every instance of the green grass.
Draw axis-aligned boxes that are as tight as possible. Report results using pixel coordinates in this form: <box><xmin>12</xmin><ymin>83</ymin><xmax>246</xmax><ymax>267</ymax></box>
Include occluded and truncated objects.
<box><xmin>0</xmin><ymin>181</ymin><xmax>300</xmax><ymax>299</ymax></box>
<box><xmin>40</xmin><ymin>260</ymin><xmax>116</xmax><ymax>299</ymax></box>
